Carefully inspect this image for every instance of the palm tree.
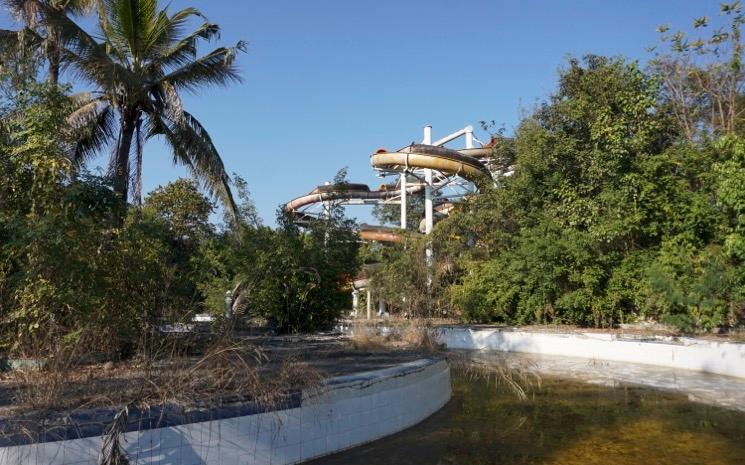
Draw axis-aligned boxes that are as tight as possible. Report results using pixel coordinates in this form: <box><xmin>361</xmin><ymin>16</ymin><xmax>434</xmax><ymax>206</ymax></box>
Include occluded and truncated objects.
<box><xmin>31</xmin><ymin>0</ymin><xmax>243</xmax><ymax>218</ymax></box>
<box><xmin>1</xmin><ymin>0</ymin><xmax>95</xmax><ymax>84</ymax></box>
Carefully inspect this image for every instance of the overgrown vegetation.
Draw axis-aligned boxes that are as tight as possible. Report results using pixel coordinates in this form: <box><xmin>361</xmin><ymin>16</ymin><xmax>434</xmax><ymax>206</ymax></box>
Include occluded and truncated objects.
<box><xmin>370</xmin><ymin>4</ymin><xmax>745</xmax><ymax>333</ymax></box>
<box><xmin>0</xmin><ymin>0</ymin><xmax>359</xmax><ymax>361</ymax></box>
<box><xmin>3</xmin><ymin>0</ymin><xmax>745</xmax><ymax>366</ymax></box>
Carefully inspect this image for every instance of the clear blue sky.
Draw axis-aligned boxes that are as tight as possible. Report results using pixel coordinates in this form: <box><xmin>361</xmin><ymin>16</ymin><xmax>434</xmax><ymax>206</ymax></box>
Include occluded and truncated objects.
<box><xmin>2</xmin><ymin>0</ymin><xmax>722</xmax><ymax>225</ymax></box>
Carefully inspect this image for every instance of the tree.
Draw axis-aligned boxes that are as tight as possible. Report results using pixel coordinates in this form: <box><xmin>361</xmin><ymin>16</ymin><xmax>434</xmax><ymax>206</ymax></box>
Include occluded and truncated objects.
<box><xmin>0</xmin><ymin>0</ymin><xmax>95</xmax><ymax>84</ymax></box>
<box><xmin>650</xmin><ymin>2</ymin><xmax>745</xmax><ymax>140</ymax></box>
<box><xmin>28</xmin><ymin>0</ymin><xmax>245</xmax><ymax>220</ymax></box>
<box><xmin>226</xmin><ymin>173</ymin><xmax>262</xmax><ymax>229</ymax></box>
<box><xmin>440</xmin><ymin>56</ymin><xmax>684</xmax><ymax>327</ymax></box>
<box><xmin>197</xmin><ymin>169</ymin><xmax>360</xmax><ymax>332</ymax></box>
<box><xmin>143</xmin><ymin>178</ymin><xmax>215</xmax><ymax>242</ymax></box>
<box><xmin>0</xmin><ymin>83</ymin><xmax>171</xmax><ymax>356</ymax></box>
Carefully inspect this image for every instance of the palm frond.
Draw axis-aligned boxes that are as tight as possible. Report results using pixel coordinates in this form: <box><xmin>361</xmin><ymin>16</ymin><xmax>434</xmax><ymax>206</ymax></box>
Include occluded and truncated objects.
<box><xmin>147</xmin><ymin>109</ymin><xmax>238</xmax><ymax>220</ymax></box>
<box><xmin>66</xmin><ymin>94</ymin><xmax>116</xmax><ymax>166</ymax></box>
<box><xmin>103</xmin><ymin>0</ymin><xmax>158</xmax><ymax>66</ymax></box>
<box><xmin>150</xmin><ymin>19</ymin><xmax>219</xmax><ymax>72</ymax></box>
<box><xmin>159</xmin><ymin>41</ymin><xmax>246</xmax><ymax>94</ymax></box>
<box><xmin>141</xmin><ymin>7</ymin><xmax>206</xmax><ymax>65</ymax></box>
<box><xmin>0</xmin><ymin>26</ymin><xmax>43</xmax><ymax>51</ymax></box>
<box><xmin>63</xmin><ymin>0</ymin><xmax>97</xmax><ymax>18</ymax></box>
<box><xmin>2</xmin><ymin>0</ymin><xmax>40</xmax><ymax>27</ymax></box>
<box><xmin>28</xmin><ymin>0</ymin><xmax>135</xmax><ymax>90</ymax></box>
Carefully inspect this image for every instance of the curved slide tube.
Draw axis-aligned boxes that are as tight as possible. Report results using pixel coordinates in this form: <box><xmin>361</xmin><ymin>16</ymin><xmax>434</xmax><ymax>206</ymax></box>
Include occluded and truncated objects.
<box><xmin>359</xmin><ymin>223</ymin><xmax>422</xmax><ymax>243</ymax></box>
<box><xmin>284</xmin><ymin>145</ymin><xmax>490</xmax><ymax>218</ymax></box>
<box><xmin>370</xmin><ymin>144</ymin><xmax>490</xmax><ymax>181</ymax></box>
<box><xmin>284</xmin><ymin>183</ymin><xmax>425</xmax><ymax>216</ymax></box>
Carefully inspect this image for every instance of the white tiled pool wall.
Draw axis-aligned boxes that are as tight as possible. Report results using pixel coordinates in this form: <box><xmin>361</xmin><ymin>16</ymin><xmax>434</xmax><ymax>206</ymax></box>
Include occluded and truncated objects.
<box><xmin>439</xmin><ymin>327</ymin><xmax>745</xmax><ymax>379</ymax></box>
<box><xmin>0</xmin><ymin>359</ymin><xmax>451</xmax><ymax>465</ymax></box>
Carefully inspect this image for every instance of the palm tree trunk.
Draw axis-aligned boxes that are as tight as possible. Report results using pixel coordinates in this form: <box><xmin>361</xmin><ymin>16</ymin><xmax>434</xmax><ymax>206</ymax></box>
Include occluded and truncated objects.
<box><xmin>113</xmin><ymin>108</ymin><xmax>138</xmax><ymax>224</ymax></box>
<box><xmin>46</xmin><ymin>27</ymin><xmax>60</xmax><ymax>85</ymax></box>
<box><xmin>47</xmin><ymin>49</ymin><xmax>60</xmax><ymax>84</ymax></box>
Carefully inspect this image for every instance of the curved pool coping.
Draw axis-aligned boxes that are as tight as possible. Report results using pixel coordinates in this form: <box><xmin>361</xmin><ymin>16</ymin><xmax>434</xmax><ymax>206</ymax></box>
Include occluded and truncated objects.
<box><xmin>438</xmin><ymin>326</ymin><xmax>745</xmax><ymax>379</ymax></box>
<box><xmin>0</xmin><ymin>358</ymin><xmax>451</xmax><ymax>465</ymax></box>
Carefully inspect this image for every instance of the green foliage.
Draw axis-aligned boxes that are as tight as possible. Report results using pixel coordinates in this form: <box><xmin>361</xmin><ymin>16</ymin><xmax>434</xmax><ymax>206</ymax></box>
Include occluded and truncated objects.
<box><xmin>408</xmin><ymin>54</ymin><xmax>745</xmax><ymax>333</ymax></box>
<box><xmin>0</xmin><ymin>82</ymin><xmax>73</xmax><ymax>214</ymax></box>
<box><xmin>369</xmin><ymin>237</ymin><xmax>437</xmax><ymax>317</ymax></box>
<box><xmin>0</xmin><ymin>84</ymin><xmax>172</xmax><ymax>355</ymax></box>
<box><xmin>0</xmin><ymin>3</ymin><xmax>363</xmax><ymax>358</ymax></box>
<box><xmin>143</xmin><ymin>178</ymin><xmax>215</xmax><ymax>241</ymax></box>
<box><xmin>196</xmin><ymin>170</ymin><xmax>360</xmax><ymax>333</ymax></box>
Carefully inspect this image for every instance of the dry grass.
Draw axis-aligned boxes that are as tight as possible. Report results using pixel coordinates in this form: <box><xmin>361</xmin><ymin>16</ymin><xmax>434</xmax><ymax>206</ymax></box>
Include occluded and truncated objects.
<box><xmin>730</xmin><ymin>329</ymin><xmax>745</xmax><ymax>343</ymax></box>
<box><xmin>345</xmin><ymin>320</ymin><xmax>443</xmax><ymax>353</ymax></box>
<box><xmin>100</xmin><ymin>407</ymin><xmax>130</xmax><ymax>465</ymax></box>
<box><xmin>346</xmin><ymin>330</ymin><xmax>391</xmax><ymax>351</ymax></box>
<box><xmin>2</xmin><ymin>339</ymin><xmax>325</xmax><ymax>465</ymax></box>
<box><xmin>448</xmin><ymin>352</ymin><xmax>542</xmax><ymax>402</ymax></box>
<box><xmin>400</xmin><ymin>323</ymin><xmax>441</xmax><ymax>353</ymax></box>
<box><xmin>346</xmin><ymin>322</ymin><xmax>542</xmax><ymax>402</ymax></box>
<box><xmin>2</xmin><ymin>341</ymin><xmax>324</xmax><ymax>419</ymax></box>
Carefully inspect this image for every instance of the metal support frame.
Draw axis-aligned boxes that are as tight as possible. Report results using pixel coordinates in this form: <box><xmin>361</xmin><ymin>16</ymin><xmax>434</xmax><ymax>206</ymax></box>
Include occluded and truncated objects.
<box><xmin>378</xmin><ymin>296</ymin><xmax>386</xmax><ymax>316</ymax></box>
<box><xmin>322</xmin><ymin>181</ymin><xmax>331</xmax><ymax>220</ymax></box>
<box><xmin>366</xmin><ymin>289</ymin><xmax>371</xmax><ymax>320</ymax></box>
<box><xmin>465</xmin><ymin>126</ymin><xmax>474</xmax><ymax>149</ymax></box>
<box><xmin>423</xmin><ymin>125</ymin><xmax>433</xmax><ymax>235</ymax></box>
<box><xmin>400</xmin><ymin>173</ymin><xmax>407</xmax><ymax>229</ymax></box>
<box><xmin>287</xmin><ymin>123</ymin><xmax>485</xmax><ymax>320</ymax></box>
<box><xmin>431</xmin><ymin>125</ymin><xmax>474</xmax><ymax>147</ymax></box>
<box><xmin>423</xmin><ymin>126</ymin><xmax>434</xmax><ymax>290</ymax></box>
<box><xmin>352</xmin><ymin>290</ymin><xmax>359</xmax><ymax>317</ymax></box>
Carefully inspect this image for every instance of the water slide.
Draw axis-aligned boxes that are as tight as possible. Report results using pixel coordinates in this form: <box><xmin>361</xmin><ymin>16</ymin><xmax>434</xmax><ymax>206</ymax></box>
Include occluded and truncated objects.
<box><xmin>284</xmin><ymin>140</ymin><xmax>492</xmax><ymax>239</ymax></box>
<box><xmin>370</xmin><ymin>144</ymin><xmax>490</xmax><ymax>182</ymax></box>
<box><xmin>283</xmin><ymin>125</ymin><xmax>500</xmax><ymax>318</ymax></box>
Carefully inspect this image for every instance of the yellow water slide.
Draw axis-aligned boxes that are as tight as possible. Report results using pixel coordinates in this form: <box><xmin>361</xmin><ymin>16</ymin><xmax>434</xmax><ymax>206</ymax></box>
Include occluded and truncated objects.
<box><xmin>284</xmin><ymin>144</ymin><xmax>490</xmax><ymax>229</ymax></box>
<box><xmin>284</xmin><ymin>183</ymin><xmax>424</xmax><ymax>216</ymax></box>
<box><xmin>358</xmin><ymin>223</ymin><xmax>422</xmax><ymax>243</ymax></box>
<box><xmin>370</xmin><ymin>144</ymin><xmax>490</xmax><ymax>181</ymax></box>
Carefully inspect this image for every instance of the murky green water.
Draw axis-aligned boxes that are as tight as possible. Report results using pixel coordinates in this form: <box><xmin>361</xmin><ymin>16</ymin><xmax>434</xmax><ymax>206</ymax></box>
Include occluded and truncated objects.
<box><xmin>309</xmin><ymin>372</ymin><xmax>745</xmax><ymax>465</ymax></box>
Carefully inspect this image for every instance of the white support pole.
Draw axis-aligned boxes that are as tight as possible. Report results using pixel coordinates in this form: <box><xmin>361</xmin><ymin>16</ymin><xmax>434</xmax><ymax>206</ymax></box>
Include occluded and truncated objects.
<box><xmin>400</xmin><ymin>173</ymin><xmax>407</xmax><ymax>229</ymax></box>
<box><xmin>432</xmin><ymin>127</ymin><xmax>469</xmax><ymax>147</ymax></box>
<box><xmin>423</xmin><ymin>125</ymin><xmax>434</xmax><ymax>291</ymax></box>
<box><xmin>465</xmin><ymin>125</ymin><xmax>474</xmax><ymax>149</ymax></box>
<box><xmin>423</xmin><ymin>125</ymin><xmax>433</xmax><ymax>235</ymax></box>
<box><xmin>323</xmin><ymin>181</ymin><xmax>331</xmax><ymax>220</ymax></box>
<box><xmin>366</xmin><ymin>289</ymin><xmax>371</xmax><ymax>320</ymax></box>
<box><xmin>378</xmin><ymin>296</ymin><xmax>386</xmax><ymax>316</ymax></box>
<box><xmin>424</xmin><ymin>169</ymin><xmax>433</xmax><ymax>234</ymax></box>
<box><xmin>352</xmin><ymin>290</ymin><xmax>359</xmax><ymax>317</ymax></box>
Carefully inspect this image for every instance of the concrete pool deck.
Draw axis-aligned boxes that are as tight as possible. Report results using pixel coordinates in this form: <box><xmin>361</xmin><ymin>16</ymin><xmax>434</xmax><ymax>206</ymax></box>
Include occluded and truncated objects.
<box><xmin>437</xmin><ymin>326</ymin><xmax>745</xmax><ymax>378</ymax></box>
<box><xmin>0</xmin><ymin>358</ymin><xmax>451</xmax><ymax>465</ymax></box>
<box><xmin>5</xmin><ymin>325</ymin><xmax>745</xmax><ymax>465</ymax></box>
<box><xmin>437</xmin><ymin>326</ymin><xmax>745</xmax><ymax>412</ymax></box>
